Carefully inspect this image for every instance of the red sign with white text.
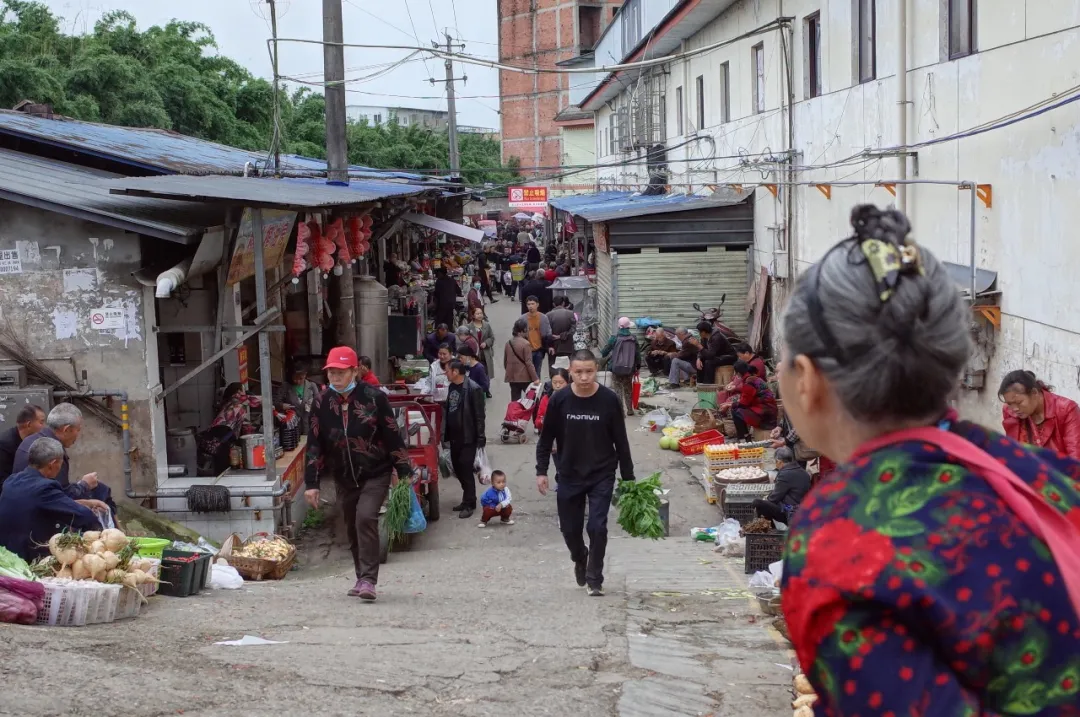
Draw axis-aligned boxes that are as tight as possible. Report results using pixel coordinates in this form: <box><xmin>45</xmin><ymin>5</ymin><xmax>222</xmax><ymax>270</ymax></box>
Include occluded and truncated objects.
<box><xmin>508</xmin><ymin>186</ymin><xmax>548</xmax><ymax>209</ymax></box>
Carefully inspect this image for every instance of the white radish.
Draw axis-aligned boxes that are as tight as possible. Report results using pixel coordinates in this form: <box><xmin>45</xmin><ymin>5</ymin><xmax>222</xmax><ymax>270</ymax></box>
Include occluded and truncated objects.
<box><xmin>48</xmin><ymin>535</ymin><xmax>80</xmax><ymax>566</ymax></box>
<box><xmin>82</xmin><ymin>530</ymin><xmax>101</xmax><ymax>542</ymax></box>
<box><xmin>57</xmin><ymin>565</ymin><xmax>74</xmax><ymax>580</ymax></box>
<box><xmin>72</xmin><ymin>558</ymin><xmax>91</xmax><ymax>580</ymax></box>
<box><xmin>101</xmin><ymin>529</ymin><xmax>127</xmax><ymax>552</ymax></box>
<box><xmin>121</xmin><ymin>572</ymin><xmax>139</xmax><ymax>589</ymax></box>
<box><xmin>105</xmin><ymin>568</ymin><xmax>126</xmax><ymax>583</ymax></box>
<box><xmin>89</xmin><ymin>540</ymin><xmax>106</xmax><ymax>555</ymax></box>
<box><xmin>101</xmin><ymin>551</ymin><xmax>120</xmax><ymax>570</ymax></box>
<box><xmin>83</xmin><ymin>554</ymin><xmax>107</xmax><ymax>581</ymax></box>
<box><xmin>794</xmin><ymin>674</ymin><xmax>813</xmax><ymax>695</ymax></box>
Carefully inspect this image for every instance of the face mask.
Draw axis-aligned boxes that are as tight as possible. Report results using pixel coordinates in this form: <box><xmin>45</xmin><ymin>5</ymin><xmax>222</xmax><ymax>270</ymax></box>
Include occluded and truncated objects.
<box><xmin>329</xmin><ymin>381</ymin><xmax>356</xmax><ymax>394</ymax></box>
<box><xmin>473</xmin><ymin>283</ymin><xmax>481</xmax><ymax>290</ymax></box>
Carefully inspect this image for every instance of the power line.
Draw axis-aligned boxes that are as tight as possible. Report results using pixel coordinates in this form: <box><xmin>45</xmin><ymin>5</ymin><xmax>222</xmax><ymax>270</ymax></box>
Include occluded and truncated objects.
<box><xmin>341</xmin><ymin>0</ymin><xmax>417</xmax><ymax>43</ymax></box>
<box><xmin>400</xmin><ymin>0</ymin><xmax>434</xmax><ymax>78</ymax></box>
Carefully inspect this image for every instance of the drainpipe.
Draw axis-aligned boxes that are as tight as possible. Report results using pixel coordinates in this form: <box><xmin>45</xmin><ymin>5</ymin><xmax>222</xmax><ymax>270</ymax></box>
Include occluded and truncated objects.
<box><xmin>155</xmin><ymin>258</ymin><xmax>191</xmax><ymax>298</ymax></box>
<box><xmin>896</xmin><ymin>0</ymin><xmax>909</xmax><ymax>214</ymax></box>
<box><xmin>54</xmin><ymin>389</ymin><xmax>289</xmax><ymax>500</ymax></box>
<box><xmin>965</xmin><ymin>180</ymin><xmax>977</xmax><ymax>301</ymax></box>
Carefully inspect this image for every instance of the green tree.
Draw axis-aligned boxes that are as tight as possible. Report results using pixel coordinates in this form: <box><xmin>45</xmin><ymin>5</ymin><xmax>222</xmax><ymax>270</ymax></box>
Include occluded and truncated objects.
<box><xmin>0</xmin><ymin>1</ymin><xmax>519</xmax><ymax>185</ymax></box>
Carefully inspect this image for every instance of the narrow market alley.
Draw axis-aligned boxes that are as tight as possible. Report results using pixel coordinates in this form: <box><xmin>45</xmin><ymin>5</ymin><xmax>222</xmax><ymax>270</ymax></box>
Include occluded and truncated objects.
<box><xmin>0</xmin><ymin>298</ymin><xmax>792</xmax><ymax>717</ymax></box>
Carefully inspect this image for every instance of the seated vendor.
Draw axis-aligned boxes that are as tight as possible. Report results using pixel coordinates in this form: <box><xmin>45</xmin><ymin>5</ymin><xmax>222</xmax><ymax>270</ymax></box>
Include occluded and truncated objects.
<box><xmin>726</xmin><ymin>359</ymin><xmax>778</xmax><ymax>441</ymax></box>
<box><xmin>12</xmin><ymin>403</ymin><xmax>116</xmax><ymax>513</ymax></box>
<box><xmin>423</xmin><ymin>324</ymin><xmax>457</xmax><ymax>364</ymax></box>
<box><xmin>751</xmin><ymin>446</ymin><xmax>810</xmax><ymax>525</ymax></box>
<box><xmin>358</xmin><ymin>355</ymin><xmax>380</xmax><ymax>386</ymax></box>
<box><xmin>696</xmin><ymin>321</ymin><xmax>737</xmax><ymax>384</ymax></box>
<box><xmin>0</xmin><ymin>404</ymin><xmax>46</xmax><ymax>489</ymax></box>
<box><xmin>734</xmin><ymin>342</ymin><xmax>768</xmax><ymax>380</ymax></box>
<box><xmin>0</xmin><ymin>437</ymin><xmax>104</xmax><ymax>561</ymax></box>
<box><xmin>644</xmin><ymin>329</ymin><xmax>677</xmax><ymax>377</ymax></box>
<box><xmin>274</xmin><ymin>360</ymin><xmax>319</xmax><ymax>434</ymax></box>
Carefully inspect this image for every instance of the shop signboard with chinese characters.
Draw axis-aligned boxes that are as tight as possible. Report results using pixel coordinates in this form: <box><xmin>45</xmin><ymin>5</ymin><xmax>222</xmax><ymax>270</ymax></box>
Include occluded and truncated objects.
<box><xmin>508</xmin><ymin>186</ymin><xmax>548</xmax><ymax>210</ymax></box>
<box><xmin>594</xmin><ymin>223</ymin><xmax>608</xmax><ymax>253</ymax></box>
<box><xmin>237</xmin><ymin>344</ymin><xmax>249</xmax><ymax>385</ymax></box>
<box><xmin>226</xmin><ymin>208</ymin><xmax>298</xmax><ymax>285</ymax></box>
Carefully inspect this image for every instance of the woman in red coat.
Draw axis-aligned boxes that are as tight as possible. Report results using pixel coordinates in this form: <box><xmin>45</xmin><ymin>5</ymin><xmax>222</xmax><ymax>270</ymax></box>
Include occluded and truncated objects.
<box><xmin>999</xmin><ymin>370</ymin><xmax>1080</xmax><ymax>459</ymax></box>
<box><xmin>729</xmin><ymin>359</ymin><xmax>777</xmax><ymax>441</ymax></box>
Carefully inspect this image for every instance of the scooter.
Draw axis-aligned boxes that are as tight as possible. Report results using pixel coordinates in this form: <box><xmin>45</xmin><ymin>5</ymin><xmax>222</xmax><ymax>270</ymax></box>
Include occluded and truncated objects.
<box><xmin>693</xmin><ymin>295</ymin><xmax>741</xmax><ymax>343</ymax></box>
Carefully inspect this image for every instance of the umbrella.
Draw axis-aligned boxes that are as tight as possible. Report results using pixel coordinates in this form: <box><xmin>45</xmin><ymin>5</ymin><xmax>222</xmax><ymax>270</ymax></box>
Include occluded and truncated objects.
<box><xmin>512</xmin><ymin>212</ymin><xmax>533</xmax><ymax>220</ymax></box>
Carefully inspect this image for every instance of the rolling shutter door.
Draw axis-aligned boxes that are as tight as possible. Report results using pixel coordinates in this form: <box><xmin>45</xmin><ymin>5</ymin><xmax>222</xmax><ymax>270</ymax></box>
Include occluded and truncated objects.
<box><xmin>596</xmin><ymin>248</ymin><xmax>616</xmax><ymax>345</ymax></box>
<box><xmin>614</xmin><ymin>247</ymin><xmax>749</xmax><ymax>338</ymax></box>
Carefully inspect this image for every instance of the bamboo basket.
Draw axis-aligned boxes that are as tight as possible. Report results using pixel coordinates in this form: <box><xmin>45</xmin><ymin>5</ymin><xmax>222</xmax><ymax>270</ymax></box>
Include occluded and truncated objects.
<box><xmin>220</xmin><ymin>533</ymin><xmax>297</xmax><ymax>581</ymax></box>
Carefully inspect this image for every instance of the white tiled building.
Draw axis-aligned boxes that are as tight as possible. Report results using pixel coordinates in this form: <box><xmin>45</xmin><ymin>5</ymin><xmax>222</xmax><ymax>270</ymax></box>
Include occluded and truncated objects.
<box><xmin>569</xmin><ymin>0</ymin><xmax>1080</xmax><ymax>426</ymax></box>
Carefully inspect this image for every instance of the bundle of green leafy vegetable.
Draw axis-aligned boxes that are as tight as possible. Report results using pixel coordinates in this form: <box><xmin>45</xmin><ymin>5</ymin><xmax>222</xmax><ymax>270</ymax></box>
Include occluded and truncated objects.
<box><xmin>616</xmin><ymin>472</ymin><xmax>666</xmax><ymax>539</ymax></box>
<box><xmin>384</xmin><ymin>479</ymin><xmax>413</xmax><ymax>548</ymax></box>
<box><xmin>0</xmin><ymin>546</ymin><xmax>36</xmax><ymax>581</ymax></box>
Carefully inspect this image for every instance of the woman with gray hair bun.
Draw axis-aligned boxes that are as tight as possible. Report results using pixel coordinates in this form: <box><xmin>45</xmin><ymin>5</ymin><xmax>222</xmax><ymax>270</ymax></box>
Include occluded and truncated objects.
<box><xmin>779</xmin><ymin>204</ymin><xmax>1080</xmax><ymax>715</ymax></box>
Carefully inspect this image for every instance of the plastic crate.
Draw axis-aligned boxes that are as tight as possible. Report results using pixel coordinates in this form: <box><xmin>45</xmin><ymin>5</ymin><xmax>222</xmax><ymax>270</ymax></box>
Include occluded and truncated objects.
<box><xmin>744</xmin><ymin>531</ymin><xmax>787</xmax><ymax>574</ymax></box>
<box><xmin>132</xmin><ymin>537</ymin><xmax>171</xmax><ymax>559</ymax></box>
<box><xmin>87</xmin><ymin>584</ymin><xmax>121</xmax><ymax>625</ymax></box>
<box><xmin>36</xmin><ymin>580</ymin><xmax>93</xmax><ymax>627</ymax></box>
<box><xmin>115</xmin><ymin>586</ymin><xmax>142</xmax><ymax>619</ymax></box>
<box><xmin>162</xmin><ymin>550</ymin><xmax>212</xmax><ymax>592</ymax></box>
<box><xmin>158</xmin><ymin>556</ymin><xmax>199</xmax><ymax>597</ymax></box>
<box><xmin>722</xmin><ymin>501</ymin><xmax>757</xmax><ymax>525</ymax></box>
<box><xmin>679</xmin><ymin>429</ymin><xmax>724</xmax><ymax>455</ymax></box>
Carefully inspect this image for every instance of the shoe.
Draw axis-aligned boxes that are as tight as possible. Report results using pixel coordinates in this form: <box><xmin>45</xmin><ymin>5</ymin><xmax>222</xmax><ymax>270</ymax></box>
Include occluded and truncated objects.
<box><xmin>574</xmin><ymin>557</ymin><xmax>587</xmax><ymax>587</ymax></box>
<box><xmin>357</xmin><ymin>580</ymin><xmax>377</xmax><ymax>601</ymax></box>
<box><xmin>501</xmin><ymin>518</ymin><xmax>515</xmax><ymax>525</ymax></box>
<box><xmin>452</xmin><ymin>502</ymin><xmax>466</xmax><ymax>512</ymax></box>
<box><xmin>347</xmin><ymin>579</ymin><xmax>364</xmax><ymax>596</ymax></box>
<box><xmin>491</xmin><ymin>298</ymin><xmax>499</xmax><ymax>303</ymax></box>
<box><xmin>459</xmin><ymin>507</ymin><xmax>475</xmax><ymax>519</ymax></box>
<box><xmin>587</xmin><ymin>585</ymin><xmax>604</xmax><ymax>597</ymax></box>
<box><xmin>485</xmin><ymin>391</ymin><xmax>492</xmax><ymax>399</ymax></box>
<box><xmin>477</xmin><ymin>522</ymin><xmax>488</xmax><ymax>528</ymax></box>
<box><xmin>668</xmin><ymin>384</ymin><xmax>681</xmax><ymax>390</ymax></box>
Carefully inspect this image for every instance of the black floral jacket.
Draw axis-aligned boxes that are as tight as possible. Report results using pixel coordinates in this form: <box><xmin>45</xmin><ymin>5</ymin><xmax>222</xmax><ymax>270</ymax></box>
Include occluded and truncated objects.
<box><xmin>304</xmin><ymin>384</ymin><xmax>411</xmax><ymax>489</ymax></box>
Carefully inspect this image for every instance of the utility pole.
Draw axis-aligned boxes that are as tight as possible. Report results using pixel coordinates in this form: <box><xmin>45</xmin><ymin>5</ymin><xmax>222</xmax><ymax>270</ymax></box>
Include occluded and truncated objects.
<box><xmin>323</xmin><ymin>0</ymin><xmax>355</xmax><ymax>346</ymax></box>
<box><xmin>430</xmin><ymin>32</ymin><xmax>466</xmax><ymax>178</ymax></box>
<box><xmin>267</xmin><ymin>0</ymin><xmax>281</xmax><ymax>175</ymax></box>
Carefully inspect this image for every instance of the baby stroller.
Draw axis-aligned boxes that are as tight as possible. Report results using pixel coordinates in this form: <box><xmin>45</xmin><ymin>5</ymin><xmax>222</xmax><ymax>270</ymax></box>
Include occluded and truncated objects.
<box><xmin>501</xmin><ymin>381</ymin><xmax>542</xmax><ymax>444</ymax></box>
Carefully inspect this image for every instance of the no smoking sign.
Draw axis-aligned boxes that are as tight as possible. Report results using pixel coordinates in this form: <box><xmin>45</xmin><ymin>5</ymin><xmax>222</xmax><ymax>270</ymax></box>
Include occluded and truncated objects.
<box><xmin>90</xmin><ymin>307</ymin><xmax>124</xmax><ymax>330</ymax></box>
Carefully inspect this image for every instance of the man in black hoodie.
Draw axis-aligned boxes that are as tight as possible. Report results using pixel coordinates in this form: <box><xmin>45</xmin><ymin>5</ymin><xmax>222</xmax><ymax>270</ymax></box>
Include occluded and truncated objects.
<box><xmin>695</xmin><ymin>321</ymin><xmax>736</xmax><ymax>384</ymax></box>
<box><xmin>519</xmin><ymin>271</ymin><xmax>547</xmax><ymax>317</ymax></box>
<box><xmin>0</xmin><ymin>405</ymin><xmax>45</xmax><ymax>488</ymax></box>
<box><xmin>752</xmin><ymin>447</ymin><xmax>810</xmax><ymax>524</ymax></box>
<box><xmin>536</xmin><ymin>350</ymin><xmax>635</xmax><ymax>596</ymax></box>
<box><xmin>443</xmin><ymin>360</ymin><xmax>487</xmax><ymax>519</ymax></box>
<box><xmin>432</xmin><ymin>268</ymin><xmax>461</xmax><ymax>329</ymax></box>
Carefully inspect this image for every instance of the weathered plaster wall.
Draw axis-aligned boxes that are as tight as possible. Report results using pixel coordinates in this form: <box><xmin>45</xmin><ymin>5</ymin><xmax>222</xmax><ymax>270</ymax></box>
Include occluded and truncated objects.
<box><xmin>0</xmin><ymin>200</ymin><xmax>155</xmax><ymax>493</ymax></box>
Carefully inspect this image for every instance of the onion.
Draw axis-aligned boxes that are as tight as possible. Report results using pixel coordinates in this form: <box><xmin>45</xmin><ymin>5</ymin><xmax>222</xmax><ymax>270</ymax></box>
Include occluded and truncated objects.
<box><xmin>101</xmin><ymin>551</ymin><xmax>120</xmax><ymax>570</ymax></box>
<box><xmin>72</xmin><ymin>558</ymin><xmax>91</xmax><ymax>580</ymax></box>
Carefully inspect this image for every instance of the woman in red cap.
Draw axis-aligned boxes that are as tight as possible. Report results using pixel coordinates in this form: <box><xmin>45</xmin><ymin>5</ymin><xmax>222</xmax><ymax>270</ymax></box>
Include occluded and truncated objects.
<box><xmin>304</xmin><ymin>346</ymin><xmax>413</xmax><ymax>601</ymax></box>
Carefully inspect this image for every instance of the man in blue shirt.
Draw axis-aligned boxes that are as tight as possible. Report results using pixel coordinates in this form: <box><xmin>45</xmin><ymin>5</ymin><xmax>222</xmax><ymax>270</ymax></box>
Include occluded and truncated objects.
<box><xmin>0</xmin><ymin>437</ymin><xmax>103</xmax><ymax>561</ymax></box>
<box><xmin>12</xmin><ymin>403</ymin><xmax>116</xmax><ymax>513</ymax></box>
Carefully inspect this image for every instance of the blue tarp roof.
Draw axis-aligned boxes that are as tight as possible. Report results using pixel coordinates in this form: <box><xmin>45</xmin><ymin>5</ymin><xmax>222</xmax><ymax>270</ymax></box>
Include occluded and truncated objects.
<box><xmin>0</xmin><ymin>109</ymin><xmax>428</xmax><ymax>181</ymax></box>
<box><xmin>548</xmin><ymin>189</ymin><xmax>748</xmax><ymax>222</ymax></box>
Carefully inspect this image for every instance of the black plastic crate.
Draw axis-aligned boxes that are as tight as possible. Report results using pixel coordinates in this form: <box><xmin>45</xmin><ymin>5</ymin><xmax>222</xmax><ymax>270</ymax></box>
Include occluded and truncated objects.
<box><xmin>162</xmin><ymin>550</ymin><xmax>212</xmax><ymax>593</ymax></box>
<box><xmin>723</xmin><ymin>500</ymin><xmax>756</xmax><ymax>525</ymax></box>
<box><xmin>158</xmin><ymin>556</ymin><xmax>199</xmax><ymax>597</ymax></box>
<box><xmin>744</xmin><ymin>531</ymin><xmax>787</xmax><ymax>574</ymax></box>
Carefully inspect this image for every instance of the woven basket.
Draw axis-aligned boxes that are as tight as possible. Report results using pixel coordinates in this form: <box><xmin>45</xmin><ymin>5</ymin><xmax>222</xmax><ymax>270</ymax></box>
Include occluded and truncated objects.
<box><xmin>221</xmin><ymin>532</ymin><xmax>296</xmax><ymax>581</ymax></box>
<box><xmin>690</xmin><ymin>408</ymin><xmax>716</xmax><ymax>433</ymax></box>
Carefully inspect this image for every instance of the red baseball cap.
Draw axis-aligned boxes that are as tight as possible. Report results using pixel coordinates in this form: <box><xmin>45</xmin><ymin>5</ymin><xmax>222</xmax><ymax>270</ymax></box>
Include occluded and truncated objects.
<box><xmin>323</xmin><ymin>346</ymin><xmax>358</xmax><ymax>370</ymax></box>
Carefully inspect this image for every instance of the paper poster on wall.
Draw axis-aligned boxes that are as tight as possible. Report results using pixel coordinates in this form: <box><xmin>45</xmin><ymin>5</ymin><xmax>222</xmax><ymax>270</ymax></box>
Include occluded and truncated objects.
<box><xmin>0</xmin><ymin>249</ymin><xmax>21</xmax><ymax>275</ymax></box>
<box><xmin>89</xmin><ymin>307</ymin><xmax>125</xmax><ymax>330</ymax></box>
<box><xmin>226</xmin><ymin>208</ymin><xmax>298</xmax><ymax>285</ymax></box>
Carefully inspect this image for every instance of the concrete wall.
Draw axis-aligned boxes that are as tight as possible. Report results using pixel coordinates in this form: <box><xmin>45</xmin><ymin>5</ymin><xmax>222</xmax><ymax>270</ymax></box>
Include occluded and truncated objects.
<box><xmin>590</xmin><ymin>0</ymin><xmax>1080</xmax><ymax>427</ymax></box>
<box><xmin>558</xmin><ymin>124</ymin><xmax>599</xmax><ymax>191</ymax></box>
<box><xmin>0</xmin><ymin>201</ymin><xmax>157</xmax><ymax>494</ymax></box>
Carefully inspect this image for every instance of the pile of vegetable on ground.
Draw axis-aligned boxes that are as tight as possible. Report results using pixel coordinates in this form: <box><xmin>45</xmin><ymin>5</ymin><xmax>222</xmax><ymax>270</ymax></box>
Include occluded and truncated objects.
<box><xmin>32</xmin><ymin>529</ymin><xmax>157</xmax><ymax>589</ymax></box>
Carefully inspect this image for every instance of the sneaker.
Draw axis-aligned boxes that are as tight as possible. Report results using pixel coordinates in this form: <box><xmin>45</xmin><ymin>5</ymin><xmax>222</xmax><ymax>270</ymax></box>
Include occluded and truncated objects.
<box><xmin>347</xmin><ymin>579</ymin><xmax>364</xmax><ymax>597</ymax></box>
<box><xmin>357</xmin><ymin>580</ymin><xmax>377</xmax><ymax>601</ymax></box>
<box><xmin>477</xmin><ymin>522</ymin><xmax>488</xmax><ymax>528</ymax></box>
<box><xmin>452</xmin><ymin>502</ymin><xmax>466</xmax><ymax>512</ymax></box>
<box><xmin>587</xmin><ymin>585</ymin><xmax>604</xmax><ymax>597</ymax></box>
<box><xmin>501</xmin><ymin>518</ymin><xmax>515</xmax><ymax>525</ymax></box>
<box><xmin>459</xmin><ymin>507</ymin><xmax>475</xmax><ymax>519</ymax></box>
<box><xmin>574</xmin><ymin>557</ymin><xmax>587</xmax><ymax>587</ymax></box>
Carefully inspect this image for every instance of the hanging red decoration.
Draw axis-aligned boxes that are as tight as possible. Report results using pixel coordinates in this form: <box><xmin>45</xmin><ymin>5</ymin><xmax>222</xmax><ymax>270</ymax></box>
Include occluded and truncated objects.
<box><xmin>327</xmin><ymin>218</ymin><xmax>351</xmax><ymax>264</ymax></box>
<box><xmin>309</xmin><ymin>218</ymin><xmax>336</xmax><ymax>275</ymax></box>
<box><xmin>346</xmin><ymin>216</ymin><xmax>365</xmax><ymax>258</ymax></box>
<box><xmin>292</xmin><ymin>219</ymin><xmax>311</xmax><ymax>279</ymax></box>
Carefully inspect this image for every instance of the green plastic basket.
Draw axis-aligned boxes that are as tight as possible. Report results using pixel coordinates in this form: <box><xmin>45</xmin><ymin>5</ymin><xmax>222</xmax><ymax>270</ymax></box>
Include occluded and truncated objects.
<box><xmin>132</xmin><ymin>537</ymin><xmax>171</xmax><ymax>559</ymax></box>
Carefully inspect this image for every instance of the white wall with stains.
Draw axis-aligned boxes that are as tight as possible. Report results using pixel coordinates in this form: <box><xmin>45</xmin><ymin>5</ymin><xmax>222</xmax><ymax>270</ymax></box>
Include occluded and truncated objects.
<box><xmin>592</xmin><ymin>0</ymin><xmax>1080</xmax><ymax>427</ymax></box>
<box><xmin>0</xmin><ymin>200</ymin><xmax>157</xmax><ymax>493</ymax></box>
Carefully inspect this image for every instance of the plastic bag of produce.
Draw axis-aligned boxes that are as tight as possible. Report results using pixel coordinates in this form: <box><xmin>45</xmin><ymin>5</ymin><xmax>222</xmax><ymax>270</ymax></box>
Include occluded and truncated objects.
<box><xmin>640</xmin><ymin>408</ymin><xmax>670</xmax><ymax>432</ymax></box>
<box><xmin>0</xmin><ymin>586</ymin><xmax>39</xmax><ymax>624</ymax></box>
<box><xmin>403</xmin><ymin>488</ymin><xmax>427</xmax><ymax>534</ymax></box>
<box><xmin>748</xmin><ymin>570</ymin><xmax>774</xmax><ymax>589</ymax></box>
<box><xmin>209</xmin><ymin>563</ymin><xmax>244</xmax><ymax>590</ymax></box>
<box><xmin>0</xmin><ymin>575</ymin><xmax>44</xmax><ymax>608</ymax></box>
<box><xmin>714</xmin><ymin>518</ymin><xmax>742</xmax><ymax>549</ymax></box>
<box><xmin>474</xmin><ymin>448</ymin><xmax>493</xmax><ymax>486</ymax></box>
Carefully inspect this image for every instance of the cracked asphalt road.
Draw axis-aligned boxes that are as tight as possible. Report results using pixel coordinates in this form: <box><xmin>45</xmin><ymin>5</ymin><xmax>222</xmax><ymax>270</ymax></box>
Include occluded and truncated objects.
<box><xmin>0</xmin><ymin>298</ymin><xmax>792</xmax><ymax>717</ymax></box>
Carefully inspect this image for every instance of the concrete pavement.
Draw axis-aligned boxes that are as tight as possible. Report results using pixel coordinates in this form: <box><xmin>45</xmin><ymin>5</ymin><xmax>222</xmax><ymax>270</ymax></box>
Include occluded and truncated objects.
<box><xmin>0</xmin><ymin>296</ymin><xmax>792</xmax><ymax>717</ymax></box>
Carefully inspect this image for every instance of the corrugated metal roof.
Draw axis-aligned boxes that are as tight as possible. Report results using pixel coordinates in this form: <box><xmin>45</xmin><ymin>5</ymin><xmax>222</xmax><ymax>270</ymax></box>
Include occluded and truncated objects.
<box><xmin>105</xmin><ymin>174</ymin><xmax>425</xmax><ymax>209</ymax></box>
<box><xmin>0</xmin><ymin>148</ymin><xmax>220</xmax><ymax>242</ymax></box>
<box><xmin>0</xmin><ymin>109</ymin><xmax>427</xmax><ymax>180</ymax></box>
<box><xmin>548</xmin><ymin>188</ymin><xmax>748</xmax><ymax>222</ymax></box>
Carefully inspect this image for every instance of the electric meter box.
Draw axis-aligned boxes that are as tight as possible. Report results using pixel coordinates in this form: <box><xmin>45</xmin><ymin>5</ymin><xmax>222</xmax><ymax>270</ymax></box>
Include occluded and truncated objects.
<box><xmin>0</xmin><ymin>386</ymin><xmax>53</xmax><ymax>427</ymax></box>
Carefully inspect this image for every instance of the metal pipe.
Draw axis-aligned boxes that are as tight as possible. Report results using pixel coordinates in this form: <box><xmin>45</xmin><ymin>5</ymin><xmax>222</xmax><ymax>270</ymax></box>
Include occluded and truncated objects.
<box><xmin>251</xmin><ymin>209</ymin><xmax>278</xmax><ymax>485</ymax></box>
<box><xmin>125</xmin><ymin>482</ymin><xmax>291</xmax><ymax>500</ymax></box>
<box><xmin>54</xmin><ymin>389</ymin><xmax>133</xmax><ymax>499</ymax></box>
<box><xmin>966</xmin><ymin>180</ymin><xmax>977</xmax><ymax>302</ymax></box>
<box><xmin>896</xmin><ymin>0</ymin><xmax>909</xmax><ymax>213</ymax></box>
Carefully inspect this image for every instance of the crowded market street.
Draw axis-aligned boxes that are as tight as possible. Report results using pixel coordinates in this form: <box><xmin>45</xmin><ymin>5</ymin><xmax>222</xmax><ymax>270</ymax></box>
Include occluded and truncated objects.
<box><xmin>0</xmin><ymin>298</ymin><xmax>791</xmax><ymax>717</ymax></box>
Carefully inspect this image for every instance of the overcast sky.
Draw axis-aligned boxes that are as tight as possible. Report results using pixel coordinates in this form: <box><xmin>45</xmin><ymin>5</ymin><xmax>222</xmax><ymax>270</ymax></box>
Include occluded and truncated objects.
<box><xmin>42</xmin><ymin>0</ymin><xmax>501</xmax><ymax>128</ymax></box>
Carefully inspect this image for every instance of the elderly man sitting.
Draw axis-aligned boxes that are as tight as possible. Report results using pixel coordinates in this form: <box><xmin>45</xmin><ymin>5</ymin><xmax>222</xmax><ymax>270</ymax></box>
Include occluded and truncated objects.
<box><xmin>12</xmin><ymin>403</ymin><xmax>116</xmax><ymax>513</ymax></box>
<box><xmin>0</xmin><ymin>438</ymin><xmax>104</xmax><ymax>561</ymax></box>
<box><xmin>751</xmin><ymin>446</ymin><xmax>811</xmax><ymax>525</ymax></box>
